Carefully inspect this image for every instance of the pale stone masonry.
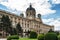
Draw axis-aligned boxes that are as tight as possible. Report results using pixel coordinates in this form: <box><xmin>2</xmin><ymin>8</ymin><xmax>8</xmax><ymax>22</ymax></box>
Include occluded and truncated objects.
<box><xmin>0</xmin><ymin>4</ymin><xmax>54</xmax><ymax>38</ymax></box>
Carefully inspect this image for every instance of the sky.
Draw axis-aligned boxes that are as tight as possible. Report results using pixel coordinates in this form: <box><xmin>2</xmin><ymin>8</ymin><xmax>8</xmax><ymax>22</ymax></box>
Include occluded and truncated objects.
<box><xmin>0</xmin><ymin>0</ymin><xmax>60</xmax><ymax>31</ymax></box>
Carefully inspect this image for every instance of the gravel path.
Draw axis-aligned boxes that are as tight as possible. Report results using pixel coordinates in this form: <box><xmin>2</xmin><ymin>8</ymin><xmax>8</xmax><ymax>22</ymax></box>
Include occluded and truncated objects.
<box><xmin>0</xmin><ymin>38</ymin><xmax>7</xmax><ymax>40</ymax></box>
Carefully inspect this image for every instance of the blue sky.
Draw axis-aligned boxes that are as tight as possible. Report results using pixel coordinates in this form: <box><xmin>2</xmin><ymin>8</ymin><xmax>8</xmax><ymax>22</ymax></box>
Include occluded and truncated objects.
<box><xmin>0</xmin><ymin>0</ymin><xmax>60</xmax><ymax>31</ymax></box>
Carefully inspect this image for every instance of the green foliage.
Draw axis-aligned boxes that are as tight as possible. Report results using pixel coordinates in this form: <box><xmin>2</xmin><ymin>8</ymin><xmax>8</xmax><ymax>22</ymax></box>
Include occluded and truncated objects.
<box><xmin>1</xmin><ymin>15</ymin><xmax>18</xmax><ymax>35</ymax></box>
<box><xmin>1</xmin><ymin>15</ymin><xmax>11</xmax><ymax>26</ymax></box>
<box><xmin>29</xmin><ymin>31</ymin><xmax>37</xmax><ymax>38</ymax></box>
<box><xmin>7</xmin><ymin>35</ymin><xmax>19</xmax><ymax>40</ymax></box>
<box><xmin>48</xmin><ymin>29</ymin><xmax>54</xmax><ymax>33</ymax></box>
<box><xmin>16</xmin><ymin>23</ymin><xmax>23</xmax><ymax>33</ymax></box>
<box><xmin>58</xmin><ymin>34</ymin><xmax>60</xmax><ymax>40</ymax></box>
<box><xmin>44</xmin><ymin>32</ymin><xmax>58</xmax><ymax>40</ymax></box>
<box><xmin>19</xmin><ymin>38</ymin><xmax>37</xmax><ymax>40</ymax></box>
<box><xmin>1</xmin><ymin>15</ymin><xmax>12</xmax><ymax>34</ymax></box>
<box><xmin>38</xmin><ymin>34</ymin><xmax>44</xmax><ymax>40</ymax></box>
<box><xmin>11</xmin><ymin>28</ymin><xmax>18</xmax><ymax>35</ymax></box>
<box><xmin>54</xmin><ymin>31</ymin><xmax>59</xmax><ymax>36</ymax></box>
<box><xmin>16</xmin><ymin>23</ymin><xmax>23</xmax><ymax>37</ymax></box>
<box><xmin>26</xmin><ymin>30</ymin><xmax>31</xmax><ymax>37</ymax></box>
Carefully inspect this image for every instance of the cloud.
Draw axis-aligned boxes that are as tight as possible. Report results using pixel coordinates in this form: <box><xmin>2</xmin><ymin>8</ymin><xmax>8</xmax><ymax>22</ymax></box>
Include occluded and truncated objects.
<box><xmin>0</xmin><ymin>0</ymin><xmax>56</xmax><ymax>15</ymax></box>
<box><xmin>52</xmin><ymin>0</ymin><xmax>60</xmax><ymax>4</ymax></box>
<box><xmin>42</xmin><ymin>18</ymin><xmax>60</xmax><ymax>30</ymax></box>
<box><xmin>0</xmin><ymin>0</ymin><xmax>2</xmax><ymax>2</ymax></box>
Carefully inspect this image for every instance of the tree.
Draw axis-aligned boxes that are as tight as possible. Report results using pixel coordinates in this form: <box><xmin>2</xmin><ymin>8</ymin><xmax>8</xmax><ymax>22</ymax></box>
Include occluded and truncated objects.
<box><xmin>1</xmin><ymin>15</ymin><xmax>12</xmax><ymax>35</ymax></box>
<box><xmin>54</xmin><ymin>31</ymin><xmax>59</xmax><ymax>36</ymax></box>
<box><xmin>26</xmin><ymin>30</ymin><xmax>31</xmax><ymax>37</ymax></box>
<box><xmin>1</xmin><ymin>15</ymin><xmax>6</xmax><ymax>23</ymax></box>
<box><xmin>1</xmin><ymin>15</ymin><xmax>11</xmax><ymax>26</ymax></box>
<box><xmin>6</xmin><ymin>27</ymin><xmax>17</xmax><ymax>35</ymax></box>
<box><xmin>1</xmin><ymin>15</ymin><xmax>6</xmax><ymax>31</ymax></box>
<box><xmin>48</xmin><ymin>29</ymin><xmax>54</xmax><ymax>33</ymax></box>
<box><xmin>16</xmin><ymin>23</ymin><xmax>23</xmax><ymax>36</ymax></box>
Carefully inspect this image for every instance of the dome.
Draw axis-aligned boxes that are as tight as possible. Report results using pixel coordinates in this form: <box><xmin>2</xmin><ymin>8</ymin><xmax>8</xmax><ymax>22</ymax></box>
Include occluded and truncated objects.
<box><xmin>37</xmin><ymin>14</ymin><xmax>41</xmax><ymax>18</ymax></box>
<box><xmin>26</xmin><ymin>4</ymin><xmax>35</xmax><ymax>11</ymax></box>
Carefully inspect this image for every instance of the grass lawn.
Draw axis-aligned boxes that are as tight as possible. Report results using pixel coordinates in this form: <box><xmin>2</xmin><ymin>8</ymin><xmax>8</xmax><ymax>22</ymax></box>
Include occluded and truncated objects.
<box><xmin>19</xmin><ymin>38</ymin><xmax>37</xmax><ymax>40</ymax></box>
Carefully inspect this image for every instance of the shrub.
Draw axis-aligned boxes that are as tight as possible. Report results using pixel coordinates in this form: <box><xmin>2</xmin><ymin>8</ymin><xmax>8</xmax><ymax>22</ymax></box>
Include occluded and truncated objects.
<box><xmin>58</xmin><ymin>34</ymin><xmax>60</xmax><ymax>40</ymax></box>
<box><xmin>38</xmin><ymin>34</ymin><xmax>44</xmax><ymax>40</ymax></box>
<box><xmin>44</xmin><ymin>32</ymin><xmax>58</xmax><ymax>40</ymax></box>
<box><xmin>29</xmin><ymin>31</ymin><xmax>37</xmax><ymax>38</ymax></box>
<box><xmin>48</xmin><ymin>29</ymin><xmax>54</xmax><ymax>33</ymax></box>
<box><xmin>7</xmin><ymin>35</ymin><xmax>19</xmax><ymax>40</ymax></box>
<box><xmin>54</xmin><ymin>31</ymin><xmax>59</xmax><ymax>36</ymax></box>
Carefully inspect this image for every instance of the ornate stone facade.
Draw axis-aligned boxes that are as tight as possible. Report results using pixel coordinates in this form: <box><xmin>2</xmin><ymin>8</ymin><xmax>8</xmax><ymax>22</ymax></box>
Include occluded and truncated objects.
<box><xmin>0</xmin><ymin>5</ymin><xmax>54</xmax><ymax>38</ymax></box>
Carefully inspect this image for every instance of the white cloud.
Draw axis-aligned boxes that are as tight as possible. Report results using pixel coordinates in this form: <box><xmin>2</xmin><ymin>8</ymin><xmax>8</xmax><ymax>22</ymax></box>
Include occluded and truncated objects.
<box><xmin>0</xmin><ymin>0</ymin><xmax>28</xmax><ymax>11</ymax></box>
<box><xmin>42</xmin><ymin>18</ymin><xmax>60</xmax><ymax>30</ymax></box>
<box><xmin>0</xmin><ymin>0</ymin><xmax>56</xmax><ymax>15</ymax></box>
<box><xmin>52</xmin><ymin>0</ymin><xmax>60</xmax><ymax>4</ymax></box>
<box><xmin>0</xmin><ymin>0</ymin><xmax>2</xmax><ymax>2</ymax></box>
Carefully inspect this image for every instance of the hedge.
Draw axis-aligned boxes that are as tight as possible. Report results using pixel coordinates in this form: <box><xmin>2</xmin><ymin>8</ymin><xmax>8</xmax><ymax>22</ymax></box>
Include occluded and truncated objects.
<box><xmin>29</xmin><ymin>31</ymin><xmax>37</xmax><ymax>38</ymax></box>
<box><xmin>58</xmin><ymin>34</ymin><xmax>60</xmax><ymax>40</ymax></box>
<box><xmin>38</xmin><ymin>34</ymin><xmax>44</xmax><ymax>40</ymax></box>
<box><xmin>7</xmin><ymin>35</ymin><xmax>19</xmax><ymax>40</ymax></box>
<box><xmin>44</xmin><ymin>32</ymin><xmax>58</xmax><ymax>40</ymax></box>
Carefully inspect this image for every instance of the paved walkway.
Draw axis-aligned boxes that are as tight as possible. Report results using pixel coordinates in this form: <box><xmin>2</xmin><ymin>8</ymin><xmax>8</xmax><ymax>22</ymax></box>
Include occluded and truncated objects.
<box><xmin>0</xmin><ymin>38</ymin><xmax>7</xmax><ymax>40</ymax></box>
